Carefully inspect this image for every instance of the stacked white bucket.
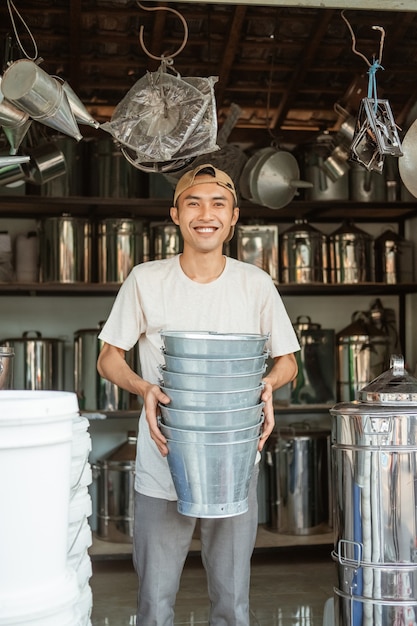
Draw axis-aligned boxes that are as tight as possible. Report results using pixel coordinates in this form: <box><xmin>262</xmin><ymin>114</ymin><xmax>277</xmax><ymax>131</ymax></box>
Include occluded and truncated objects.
<box><xmin>158</xmin><ymin>331</ymin><xmax>268</xmax><ymax>518</ymax></box>
<box><xmin>69</xmin><ymin>414</ymin><xmax>94</xmax><ymax>625</ymax></box>
<box><xmin>0</xmin><ymin>391</ymin><xmax>83</xmax><ymax>625</ymax></box>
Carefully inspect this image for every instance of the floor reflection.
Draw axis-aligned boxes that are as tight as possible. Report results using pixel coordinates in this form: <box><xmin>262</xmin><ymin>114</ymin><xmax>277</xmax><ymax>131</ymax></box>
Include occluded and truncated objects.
<box><xmin>90</xmin><ymin>546</ymin><xmax>335</xmax><ymax>626</ymax></box>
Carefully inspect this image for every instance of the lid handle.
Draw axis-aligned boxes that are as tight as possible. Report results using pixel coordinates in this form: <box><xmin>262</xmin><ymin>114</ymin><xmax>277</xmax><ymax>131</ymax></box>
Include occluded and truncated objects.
<box><xmin>390</xmin><ymin>354</ymin><xmax>404</xmax><ymax>376</ymax></box>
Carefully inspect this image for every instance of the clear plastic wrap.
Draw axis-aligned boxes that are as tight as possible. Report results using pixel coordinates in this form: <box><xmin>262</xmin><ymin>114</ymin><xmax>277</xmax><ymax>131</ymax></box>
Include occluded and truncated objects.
<box><xmin>101</xmin><ymin>69</ymin><xmax>219</xmax><ymax>164</ymax></box>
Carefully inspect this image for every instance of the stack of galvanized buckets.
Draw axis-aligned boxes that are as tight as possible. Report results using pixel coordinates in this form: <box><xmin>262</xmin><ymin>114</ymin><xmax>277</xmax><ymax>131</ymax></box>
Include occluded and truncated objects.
<box><xmin>158</xmin><ymin>331</ymin><xmax>268</xmax><ymax>517</ymax></box>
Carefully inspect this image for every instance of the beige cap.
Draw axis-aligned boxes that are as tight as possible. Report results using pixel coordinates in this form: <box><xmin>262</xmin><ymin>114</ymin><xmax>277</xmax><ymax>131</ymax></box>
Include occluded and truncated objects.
<box><xmin>173</xmin><ymin>163</ymin><xmax>237</xmax><ymax>206</ymax></box>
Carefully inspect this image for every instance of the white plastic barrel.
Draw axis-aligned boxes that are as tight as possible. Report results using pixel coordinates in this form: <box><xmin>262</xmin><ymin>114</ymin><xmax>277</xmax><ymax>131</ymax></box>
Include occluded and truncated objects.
<box><xmin>0</xmin><ymin>390</ymin><xmax>79</xmax><ymax>623</ymax></box>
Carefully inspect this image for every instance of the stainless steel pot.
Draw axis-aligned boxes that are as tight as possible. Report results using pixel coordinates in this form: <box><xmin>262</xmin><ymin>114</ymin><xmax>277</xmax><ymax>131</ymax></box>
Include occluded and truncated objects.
<box><xmin>39</xmin><ymin>214</ymin><xmax>92</xmax><ymax>283</ymax></box>
<box><xmin>329</xmin><ymin>221</ymin><xmax>374</xmax><ymax>284</ymax></box>
<box><xmin>74</xmin><ymin>323</ymin><xmax>140</xmax><ymax>411</ymax></box>
<box><xmin>291</xmin><ymin>316</ymin><xmax>336</xmax><ymax>405</ymax></box>
<box><xmin>0</xmin><ymin>346</ymin><xmax>14</xmax><ymax>390</ymax></box>
<box><xmin>235</xmin><ymin>224</ymin><xmax>279</xmax><ymax>284</ymax></box>
<box><xmin>0</xmin><ymin>331</ymin><xmax>65</xmax><ymax>390</ymax></box>
<box><xmin>336</xmin><ymin>311</ymin><xmax>390</xmax><ymax>401</ymax></box>
<box><xmin>94</xmin><ymin>431</ymin><xmax>137</xmax><ymax>543</ymax></box>
<box><xmin>302</xmin><ymin>138</ymin><xmax>350</xmax><ymax>201</ymax></box>
<box><xmin>89</xmin><ymin>137</ymin><xmax>147</xmax><ymax>198</ymax></box>
<box><xmin>266</xmin><ymin>424</ymin><xmax>330</xmax><ymax>535</ymax></box>
<box><xmin>330</xmin><ymin>355</ymin><xmax>417</xmax><ymax>626</ymax></box>
<box><xmin>349</xmin><ymin>161</ymin><xmax>387</xmax><ymax>202</ymax></box>
<box><xmin>280</xmin><ymin>219</ymin><xmax>328</xmax><ymax>284</ymax></box>
<box><xmin>97</xmin><ymin>218</ymin><xmax>149</xmax><ymax>283</ymax></box>
<box><xmin>150</xmin><ymin>222</ymin><xmax>182</xmax><ymax>259</ymax></box>
<box><xmin>374</xmin><ymin>228</ymin><xmax>414</xmax><ymax>284</ymax></box>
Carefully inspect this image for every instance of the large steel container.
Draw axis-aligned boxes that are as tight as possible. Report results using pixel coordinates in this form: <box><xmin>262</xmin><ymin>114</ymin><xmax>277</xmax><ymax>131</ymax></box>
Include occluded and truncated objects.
<box><xmin>329</xmin><ymin>221</ymin><xmax>374</xmax><ymax>284</ymax></box>
<box><xmin>97</xmin><ymin>218</ymin><xmax>149</xmax><ymax>283</ymax></box>
<box><xmin>280</xmin><ymin>219</ymin><xmax>329</xmax><ymax>284</ymax></box>
<box><xmin>39</xmin><ymin>215</ymin><xmax>92</xmax><ymax>283</ymax></box>
<box><xmin>374</xmin><ymin>228</ymin><xmax>414</xmax><ymax>284</ymax></box>
<box><xmin>95</xmin><ymin>431</ymin><xmax>137</xmax><ymax>543</ymax></box>
<box><xmin>266</xmin><ymin>424</ymin><xmax>330</xmax><ymax>535</ymax></box>
<box><xmin>0</xmin><ymin>346</ymin><xmax>14</xmax><ymax>390</ymax></box>
<box><xmin>0</xmin><ymin>331</ymin><xmax>65</xmax><ymax>390</ymax></box>
<box><xmin>336</xmin><ymin>312</ymin><xmax>391</xmax><ymax>402</ymax></box>
<box><xmin>74</xmin><ymin>323</ymin><xmax>140</xmax><ymax>411</ymax></box>
<box><xmin>235</xmin><ymin>224</ymin><xmax>279</xmax><ymax>284</ymax></box>
<box><xmin>330</xmin><ymin>355</ymin><xmax>417</xmax><ymax>626</ymax></box>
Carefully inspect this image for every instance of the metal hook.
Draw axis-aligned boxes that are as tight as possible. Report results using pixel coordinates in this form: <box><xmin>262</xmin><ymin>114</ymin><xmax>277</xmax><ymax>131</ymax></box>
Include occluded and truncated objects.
<box><xmin>137</xmin><ymin>2</ymin><xmax>189</xmax><ymax>61</ymax></box>
<box><xmin>341</xmin><ymin>10</ymin><xmax>385</xmax><ymax>67</ymax></box>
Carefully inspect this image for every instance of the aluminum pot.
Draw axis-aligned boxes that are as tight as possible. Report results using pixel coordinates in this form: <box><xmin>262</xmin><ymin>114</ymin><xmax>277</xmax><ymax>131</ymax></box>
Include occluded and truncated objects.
<box><xmin>97</xmin><ymin>218</ymin><xmax>149</xmax><ymax>283</ymax></box>
<box><xmin>302</xmin><ymin>138</ymin><xmax>349</xmax><ymax>201</ymax></box>
<box><xmin>0</xmin><ymin>346</ymin><xmax>14</xmax><ymax>390</ymax></box>
<box><xmin>280</xmin><ymin>219</ymin><xmax>329</xmax><ymax>284</ymax></box>
<box><xmin>94</xmin><ymin>431</ymin><xmax>137</xmax><ymax>543</ymax></box>
<box><xmin>235</xmin><ymin>224</ymin><xmax>279</xmax><ymax>284</ymax></box>
<box><xmin>349</xmin><ymin>161</ymin><xmax>387</xmax><ymax>202</ymax></box>
<box><xmin>39</xmin><ymin>214</ymin><xmax>92</xmax><ymax>283</ymax></box>
<box><xmin>330</xmin><ymin>355</ymin><xmax>417</xmax><ymax>626</ymax></box>
<box><xmin>89</xmin><ymin>137</ymin><xmax>147</xmax><ymax>198</ymax></box>
<box><xmin>0</xmin><ymin>331</ymin><xmax>64</xmax><ymax>390</ymax></box>
<box><xmin>266</xmin><ymin>424</ymin><xmax>330</xmax><ymax>534</ymax></box>
<box><xmin>74</xmin><ymin>323</ymin><xmax>139</xmax><ymax>411</ymax></box>
<box><xmin>374</xmin><ymin>228</ymin><xmax>414</xmax><ymax>284</ymax></box>
<box><xmin>158</xmin><ymin>402</ymin><xmax>264</xmax><ymax>431</ymax></box>
<box><xmin>329</xmin><ymin>221</ymin><xmax>374</xmax><ymax>284</ymax></box>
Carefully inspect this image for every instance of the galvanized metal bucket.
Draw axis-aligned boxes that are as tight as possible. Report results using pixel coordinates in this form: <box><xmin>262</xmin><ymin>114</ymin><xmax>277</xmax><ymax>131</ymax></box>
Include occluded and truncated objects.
<box><xmin>166</xmin><ymin>435</ymin><xmax>260</xmax><ymax>518</ymax></box>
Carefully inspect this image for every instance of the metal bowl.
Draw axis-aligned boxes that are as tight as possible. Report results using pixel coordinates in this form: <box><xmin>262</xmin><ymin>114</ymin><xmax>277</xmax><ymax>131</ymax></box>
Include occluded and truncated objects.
<box><xmin>160</xmin><ymin>331</ymin><xmax>269</xmax><ymax>359</ymax></box>
<box><xmin>159</xmin><ymin>418</ymin><xmax>263</xmax><ymax>443</ymax></box>
<box><xmin>158</xmin><ymin>402</ymin><xmax>264</xmax><ymax>431</ymax></box>
<box><xmin>159</xmin><ymin>366</ymin><xmax>265</xmax><ymax>392</ymax></box>
<box><xmin>160</xmin><ymin>385</ymin><xmax>264</xmax><ymax>411</ymax></box>
<box><xmin>163</xmin><ymin>352</ymin><xmax>269</xmax><ymax>375</ymax></box>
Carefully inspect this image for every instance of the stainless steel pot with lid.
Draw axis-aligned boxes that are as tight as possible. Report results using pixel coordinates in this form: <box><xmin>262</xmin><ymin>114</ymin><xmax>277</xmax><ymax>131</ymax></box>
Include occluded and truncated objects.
<box><xmin>280</xmin><ymin>219</ymin><xmax>328</xmax><ymax>284</ymax></box>
<box><xmin>374</xmin><ymin>227</ymin><xmax>414</xmax><ymax>284</ymax></box>
<box><xmin>329</xmin><ymin>221</ymin><xmax>374</xmax><ymax>284</ymax></box>
<box><xmin>330</xmin><ymin>355</ymin><xmax>417</xmax><ymax>625</ymax></box>
<box><xmin>0</xmin><ymin>346</ymin><xmax>14</xmax><ymax>390</ymax></box>
<box><xmin>0</xmin><ymin>331</ymin><xmax>65</xmax><ymax>390</ymax></box>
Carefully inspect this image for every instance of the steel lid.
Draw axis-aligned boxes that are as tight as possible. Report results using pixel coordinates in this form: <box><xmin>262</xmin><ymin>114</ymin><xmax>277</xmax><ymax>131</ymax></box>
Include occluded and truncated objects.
<box><xmin>357</xmin><ymin>354</ymin><xmax>417</xmax><ymax>404</ymax></box>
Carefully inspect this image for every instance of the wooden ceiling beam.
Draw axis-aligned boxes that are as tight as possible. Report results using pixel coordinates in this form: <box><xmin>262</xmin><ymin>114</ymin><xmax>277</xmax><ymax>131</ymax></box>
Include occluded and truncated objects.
<box><xmin>215</xmin><ymin>5</ymin><xmax>248</xmax><ymax>107</ymax></box>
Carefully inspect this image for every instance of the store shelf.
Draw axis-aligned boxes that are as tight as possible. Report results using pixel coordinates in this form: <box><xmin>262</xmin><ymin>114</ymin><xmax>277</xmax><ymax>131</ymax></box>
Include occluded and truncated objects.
<box><xmin>89</xmin><ymin>524</ymin><xmax>334</xmax><ymax>561</ymax></box>
<box><xmin>0</xmin><ymin>194</ymin><xmax>417</xmax><ymax>222</ymax></box>
<box><xmin>1</xmin><ymin>281</ymin><xmax>417</xmax><ymax>297</ymax></box>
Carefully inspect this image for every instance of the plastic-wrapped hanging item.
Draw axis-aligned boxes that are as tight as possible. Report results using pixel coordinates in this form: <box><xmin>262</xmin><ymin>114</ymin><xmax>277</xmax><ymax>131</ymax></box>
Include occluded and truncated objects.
<box><xmin>101</xmin><ymin>66</ymin><xmax>219</xmax><ymax>164</ymax></box>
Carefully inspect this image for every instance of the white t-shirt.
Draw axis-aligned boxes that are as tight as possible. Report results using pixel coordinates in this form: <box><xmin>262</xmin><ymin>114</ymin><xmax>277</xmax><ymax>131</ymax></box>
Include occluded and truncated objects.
<box><xmin>99</xmin><ymin>255</ymin><xmax>300</xmax><ymax>500</ymax></box>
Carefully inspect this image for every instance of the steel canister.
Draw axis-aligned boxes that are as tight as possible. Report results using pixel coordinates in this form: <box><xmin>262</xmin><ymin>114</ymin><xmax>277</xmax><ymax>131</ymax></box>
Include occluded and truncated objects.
<box><xmin>97</xmin><ymin>218</ymin><xmax>149</xmax><ymax>283</ymax></box>
<box><xmin>280</xmin><ymin>219</ymin><xmax>328</xmax><ymax>283</ymax></box>
<box><xmin>331</xmin><ymin>355</ymin><xmax>417</xmax><ymax>625</ymax></box>
<box><xmin>329</xmin><ymin>221</ymin><xmax>374</xmax><ymax>283</ymax></box>
<box><xmin>39</xmin><ymin>214</ymin><xmax>92</xmax><ymax>283</ymax></box>
<box><xmin>374</xmin><ymin>228</ymin><xmax>414</xmax><ymax>284</ymax></box>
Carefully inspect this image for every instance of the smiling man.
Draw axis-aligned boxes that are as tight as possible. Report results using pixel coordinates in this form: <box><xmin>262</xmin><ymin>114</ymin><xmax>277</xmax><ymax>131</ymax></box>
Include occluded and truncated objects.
<box><xmin>97</xmin><ymin>163</ymin><xmax>300</xmax><ymax>625</ymax></box>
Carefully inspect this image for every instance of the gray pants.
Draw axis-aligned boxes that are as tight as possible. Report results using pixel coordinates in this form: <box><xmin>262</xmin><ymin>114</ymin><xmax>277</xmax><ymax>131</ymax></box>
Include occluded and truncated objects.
<box><xmin>133</xmin><ymin>465</ymin><xmax>259</xmax><ymax>626</ymax></box>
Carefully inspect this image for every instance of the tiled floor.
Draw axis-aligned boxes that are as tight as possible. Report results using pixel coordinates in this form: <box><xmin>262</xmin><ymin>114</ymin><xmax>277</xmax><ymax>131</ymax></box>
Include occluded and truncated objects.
<box><xmin>89</xmin><ymin>543</ymin><xmax>335</xmax><ymax>625</ymax></box>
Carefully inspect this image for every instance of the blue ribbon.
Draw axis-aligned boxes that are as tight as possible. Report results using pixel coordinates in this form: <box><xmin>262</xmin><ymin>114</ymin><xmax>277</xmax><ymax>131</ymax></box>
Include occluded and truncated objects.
<box><xmin>367</xmin><ymin>60</ymin><xmax>384</xmax><ymax>112</ymax></box>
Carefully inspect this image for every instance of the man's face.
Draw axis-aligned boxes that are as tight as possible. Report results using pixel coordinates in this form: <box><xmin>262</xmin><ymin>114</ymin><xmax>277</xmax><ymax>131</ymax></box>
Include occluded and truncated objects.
<box><xmin>170</xmin><ymin>179</ymin><xmax>239</xmax><ymax>253</ymax></box>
